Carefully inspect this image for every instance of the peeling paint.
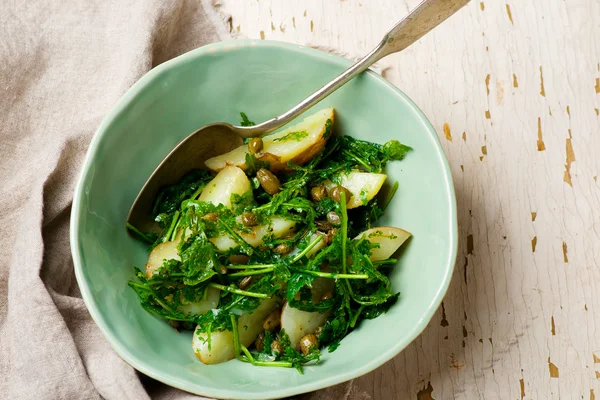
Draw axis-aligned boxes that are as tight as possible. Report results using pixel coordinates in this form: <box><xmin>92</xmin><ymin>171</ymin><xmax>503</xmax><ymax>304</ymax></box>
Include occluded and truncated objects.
<box><xmin>292</xmin><ymin>17</ymin><xmax>296</xmax><ymax>29</ymax></box>
<box><xmin>481</xmin><ymin>145</ymin><xmax>487</xmax><ymax>155</ymax></box>
<box><xmin>485</xmin><ymin>46</ymin><xmax>488</xmax><ymax>52</ymax></box>
<box><xmin>460</xmin><ymin>165</ymin><xmax>464</xmax><ymax>172</ymax></box>
<box><xmin>485</xmin><ymin>74</ymin><xmax>491</xmax><ymax>95</ymax></box>
<box><xmin>259</xmin><ymin>30</ymin><xmax>265</xmax><ymax>40</ymax></box>
<box><xmin>506</xmin><ymin>4</ymin><xmax>514</xmax><ymax>24</ymax></box>
<box><xmin>417</xmin><ymin>381</ymin><xmax>434</xmax><ymax>400</ymax></box>
<box><xmin>479</xmin><ymin>156</ymin><xmax>484</xmax><ymax>161</ymax></box>
<box><xmin>488</xmin><ymin>337</ymin><xmax>493</xmax><ymax>344</ymax></box>
<box><xmin>480</xmin><ymin>1</ymin><xmax>485</xmax><ymax>11</ymax></box>
<box><xmin>595</xmin><ymin>108</ymin><xmax>599</xmax><ymax>116</ymax></box>
<box><xmin>513</xmin><ymin>73</ymin><xmax>519</xmax><ymax>88</ymax></box>
<box><xmin>592</xmin><ymin>389</ymin><xmax>596</xmax><ymax>400</ymax></box>
<box><xmin>596</xmin><ymin>78</ymin><xmax>600</xmax><ymax>93</ymax></box>
<box><xmin>463</xmin><ymin>325</ymin><xmax>468</xmax><ymax>338</ymax></box>
<box><xmin>463</xmin><ymin>256</ymin><xmax>468</xmax><ymax>283</ymax></box>
<box><xmin>443</xmin><ymin>123</ymin><xmax>453</xmax><ymax>141</ymax></box>
<box><xmin>562</xmin><ymin>242</ymin><xmax>568</xmax><ymax>262</ymax></box>
<box><xmin>531</xmin><ymin>236</ymin><xmax>537</xmax><ymax>252</ymax></box>
<box><xmin>467</xmin><ymin>234</ymin><xmax>474</xmax><ymax>254</ymax></box>
<box><xmin>531</xmin><ymin>212</ymin><xmax>537</xmax><ymax>221</ymax></box>
<box><xmin>549</xmin><ymin>107</ymin><xmax>552</xmax><ymax>116</ymax></box>
<box><xmin>593</xmin><ymin>353</ymin><xmax>600</xmax><ymax>363</ymax></box>
<box><xmin>596</xmin><ymin>371</ymin><xmax>600</xmax><ymax>379</ymax></box>
<box><xmin>566</xmin><ymin>105</ymin><xmax>570</xmax><ymax>118</ymax></box>
<box><xmin>537</xmin><ymin>117</ymin><xmax>546</xmax><ymax>151</ymax></box>
<box><xmin>440</xmin><ymin>302</ymin><xmax>449</xmax><ymax>327</ymax></box>
<box><xmin>520</xmin><ymin>379</ymin><xmax>525</xmax><ymax>399</ymax></box>
<box><xmin>279</xmin><ymin>23</ymin><xmax>285</xmax><ymax>33</ymax></box>
<box><xmin>271</xmin><ymin>21</ymin><xmax>275</xmax><ymax>31</ymax></box>
<box><xmin>548</xmin><ymin>357</ymin><xmax>559</xmax><ymax>378</ymax></box>
<box><xmin>310</xmin><ymin>20</ymin><xmax>314</xmax><ymax>32</ymax></box>
<box><xmin>303</xmin><ymin>10</ymin><xmax>307</xmax><ymax>17</ymax></box>
<box><xmin>539</xmin><ymin>66</ymin><xmax>546</xmax><ymax>96</ymax></box>
<box><xmin>551</xmin><ymin>316</ymin><xmax>556</xmax><ymax>335</ymax></box>
<box><xmin>485</xmin><ymin>110</ymin><xmax>491</xmax><ymax>119</ymax></box>
<box><xmin>564</xmin><ymin>137</ymin><xmax>575</xmax><ymax>187</ymax></box>
<box><xmin>585</xmin><ymin>304</ymin><xmax>588</xmax><ymax>311</ymax></box>
<box><xmin>479</xmin><ymin>338</ymin><xmax>483</xmax><ymax>343</ymax></box>
<box><xmin>462</xmin><ymin>132</ymin><xmax>466</xmax><ymax>141</ymax></box>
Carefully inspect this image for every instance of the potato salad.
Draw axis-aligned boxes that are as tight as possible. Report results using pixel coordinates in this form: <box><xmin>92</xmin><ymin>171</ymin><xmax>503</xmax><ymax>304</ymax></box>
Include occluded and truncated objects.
<box><xmin>127</xmin><ymin>108</ymin><xmax>412</xmax><ymax>371</ymax></box>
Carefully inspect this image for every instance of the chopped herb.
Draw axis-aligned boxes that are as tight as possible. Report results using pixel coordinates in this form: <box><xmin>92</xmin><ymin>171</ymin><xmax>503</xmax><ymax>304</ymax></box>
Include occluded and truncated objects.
<box><xmin>273</xmin><ymin>130</ymin><xmax>309</xmax><ymax>143</ymax></box>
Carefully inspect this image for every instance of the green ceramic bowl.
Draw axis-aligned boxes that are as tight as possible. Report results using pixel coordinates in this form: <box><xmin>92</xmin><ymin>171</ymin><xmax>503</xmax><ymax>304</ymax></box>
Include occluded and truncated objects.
<box><xmin>71</xmin><ymin>40</ymin><xmax>457</xmax><ymax>399</ymax></box>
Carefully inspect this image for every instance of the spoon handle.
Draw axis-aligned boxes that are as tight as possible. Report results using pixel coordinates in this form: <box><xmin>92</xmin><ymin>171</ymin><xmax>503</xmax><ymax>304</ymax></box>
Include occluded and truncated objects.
<box><xmin>236</xmin><ymin>0</ymin><xmax>470</xmax><ymax>138</ymax></box>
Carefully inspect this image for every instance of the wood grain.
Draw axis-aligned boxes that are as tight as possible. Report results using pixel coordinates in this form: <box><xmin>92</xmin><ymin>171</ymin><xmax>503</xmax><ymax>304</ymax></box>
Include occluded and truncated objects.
<box><xmin>218</xmin><ymin>0</ymin><xmax>600</xmax><ymax>398</ymax></box>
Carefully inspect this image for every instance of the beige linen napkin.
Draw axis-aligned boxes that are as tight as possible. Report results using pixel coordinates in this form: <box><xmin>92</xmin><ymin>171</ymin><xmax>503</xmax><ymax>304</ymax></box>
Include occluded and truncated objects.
<box><xmin>0</xmin><ymin>1</ymin><xmax>370</xmax><ymax>398</ymax></box>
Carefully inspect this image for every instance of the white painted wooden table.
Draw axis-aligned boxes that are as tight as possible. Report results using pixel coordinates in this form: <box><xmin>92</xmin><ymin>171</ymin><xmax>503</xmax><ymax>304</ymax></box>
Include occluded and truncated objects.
<box><xmin>217</xmin><ymin>1</ymin><xmax>600</xmax><ymax>398</ymax></box>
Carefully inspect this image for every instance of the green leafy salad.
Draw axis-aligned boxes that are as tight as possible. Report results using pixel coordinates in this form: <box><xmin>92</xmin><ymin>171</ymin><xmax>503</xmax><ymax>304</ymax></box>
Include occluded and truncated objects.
<box><xmin>127</xmin><ymin>108</ymin><xmax>412</xmax><ymax>372</ymax></box>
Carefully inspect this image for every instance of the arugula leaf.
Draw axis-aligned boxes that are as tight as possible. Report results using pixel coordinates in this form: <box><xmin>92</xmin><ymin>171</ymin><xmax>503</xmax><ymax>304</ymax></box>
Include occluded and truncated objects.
<box><xmin>240</xmin><ymin>112</ymin><xmax>255</xmax><ymax>127</ymax></box>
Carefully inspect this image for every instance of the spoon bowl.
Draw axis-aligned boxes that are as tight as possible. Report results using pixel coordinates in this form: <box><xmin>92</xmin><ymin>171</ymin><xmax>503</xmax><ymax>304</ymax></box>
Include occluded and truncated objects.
<box><xmin>127</xmin><ymin>123</ymin><xmax>242</xmax><ymax>231</ymax></box>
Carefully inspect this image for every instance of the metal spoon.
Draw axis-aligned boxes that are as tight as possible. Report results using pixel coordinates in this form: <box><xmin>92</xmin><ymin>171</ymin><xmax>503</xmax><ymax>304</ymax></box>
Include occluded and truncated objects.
<box><xmin>127</xmin><ymin>0</ymin><xmax>470</xmax><ymax>231</ymax></box>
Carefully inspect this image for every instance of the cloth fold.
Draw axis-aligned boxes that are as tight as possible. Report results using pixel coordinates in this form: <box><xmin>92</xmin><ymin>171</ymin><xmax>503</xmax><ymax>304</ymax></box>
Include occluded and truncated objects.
<box><xmin>0</xmin><ymin>1</ymin><xmax>226</xmax><ymax>398</ymax></box>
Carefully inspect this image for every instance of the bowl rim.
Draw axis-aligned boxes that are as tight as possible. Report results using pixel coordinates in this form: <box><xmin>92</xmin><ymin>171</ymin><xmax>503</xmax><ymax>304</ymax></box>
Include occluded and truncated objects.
<box><xmin>70</xmin><ymin>39</ymin><xmax>458</xmax><ymax>399</ymax></box>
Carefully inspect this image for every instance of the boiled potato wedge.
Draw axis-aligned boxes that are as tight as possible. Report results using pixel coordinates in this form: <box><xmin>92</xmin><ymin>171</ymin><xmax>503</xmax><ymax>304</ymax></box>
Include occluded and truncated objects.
<box><xmin>193</xmin><ymin>297</ymin><xmax>280</xmax><ymax>364</ymax></box>
<box><xmin>145</xmin><ymin>240</ymin><xmax>180</xmax><ymax>278</ymax></box>
<box><xmin>178</xmin><ymin>286</ymin><xmax>221</xmax><ymax>315</ymax></box>
<box><xmin>355</xmin><ymin>226</ymin><xmax>411</xmax><ymax>261</ymax></box>
<box><xmin>198</xmin><ymin>165</ymin><xmax>252</xmax><ymax>209</ymax></box>
<box><xmin>209</xmin><ymin>216</ymin><xmax>296</xmax><ymax>251</ymax></box>
<box><xmin>280</xmin><ymin>302</ymin><xmax>329</xmax><ymax>351</ymax></box>
<box><xmin>324</xmin><ymin>171</ymin><xmax>387</xmax><ymax>209</ymax></box>
<box><xmin>281</xmin><ymin>234</ymin><xmax>333</xmax><ymax>350</ymax></box>
<box><xmin>204</xmin><ymin>108</ymin><xmax>334</xmax><ymax>172</ymax></box>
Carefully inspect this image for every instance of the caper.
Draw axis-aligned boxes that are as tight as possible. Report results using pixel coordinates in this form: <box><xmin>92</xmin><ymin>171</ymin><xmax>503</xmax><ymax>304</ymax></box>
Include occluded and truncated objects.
<box><xmin>326</xmin><ymin>211</ymin><xmax>341</xmax><ymax>226</ymax></box>
<box><xmin>299</xmin><ymin>334</ymin><xmax>319</xmax><ymax>355</ymax></box>
<box><xmin>203</xmin><ymin>212</ymin><xmax>218</xmax><ymax>222</ymax></box>
<box><xmin>326</xmin><ymin>228</ymin><xmax>338</xmax><ymax>244</ymax></box>
<box><xmin>169</xmin><ymin>320</ymin><xmax>181</xmax><ymax>330</ymax></box>
<box><xmin>248</xmin><ymin>137</ymin><xmax>264</xmax><ymax>154</ymax></box>
<box><xmin>255</xmin><ymin>333</ymin><xmax>265</xmax><ymax>352</ymax></box>
<box><xmin>330</xmin><ymin>185</ymin><xmax>352</xmax><ymax>204</ymax></box>
<box><xmin>229</xmin><ymin>254</ymin><xmax>249</xmax><ymax>265</ymax></box>
<box><xmin>241</xmin><ymin>211</ymin><xmax>258</xmax><ymax>226</ymax></box>
<box><xmin>315</xmin><ymin>220</ymin><xmax>333</xmax><ymax>232</ymax></box>
<box><xmin>263</xmin><ymin>309</ymin><xmax>281</xmax><ymax>332</ymax></box>
<box><xmin>320</xmin><ymin>291</ymin><xmax>334</xmax><ymax>301</ymax></box>
<box><xmin>256</xmin><ymin>168</ymin><xmax>281</xmax><ymax>195</ymax></box>
<box><xmin>218</xmin><ymin>265</ymin><xmax>228</xmax><ymax>275</ymax></box>
<box><xmin>273</xmin><ymin>243</ymin><xmax>291</xmax><ymax>255</ymax></box>
<box><xmin>271</xmin><ymin>340</ymin><xmax>283</xmax><ymax>355</ymax></box>
<box><xmin>238</xmin><ymin>276</ymin><xmax>253</xmax><ymax>290</ymax></box>
<box><xmin>310</xmin><ymin>185</ymin><xmax>327</xmax><ymax>202</ymax></box>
